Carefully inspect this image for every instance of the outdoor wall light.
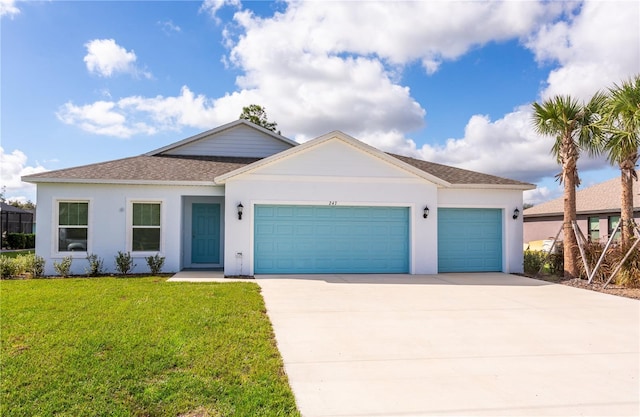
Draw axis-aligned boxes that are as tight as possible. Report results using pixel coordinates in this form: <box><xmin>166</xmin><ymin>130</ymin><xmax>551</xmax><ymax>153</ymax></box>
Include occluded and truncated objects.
<box><xmin>423</xmin><ymin>206</ymin><xmax>430</xmax><ymax>219</ymax></box>
<box><xmin>237</xmin><ymin>203</ymin><xmax>244</xmax><ymax>220</ymax></box>
<box><xmin>513</xmin><ymin>207</ymin><xmax>520</xmax><ymax>220</ymax></box>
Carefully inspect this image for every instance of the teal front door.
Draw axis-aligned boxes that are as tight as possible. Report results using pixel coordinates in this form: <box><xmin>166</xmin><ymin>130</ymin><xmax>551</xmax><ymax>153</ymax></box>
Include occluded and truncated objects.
<box><xmin>191</xmin><ymin>203</ymin><xmax>221</xmax><ymax>264</ymax></box>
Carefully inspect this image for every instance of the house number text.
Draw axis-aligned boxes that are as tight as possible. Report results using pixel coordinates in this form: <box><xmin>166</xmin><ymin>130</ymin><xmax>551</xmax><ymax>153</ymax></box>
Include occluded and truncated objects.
<box><xmin>329</xmin><ymin>201</ymin><xmax>337</xmax><ymax>205</ymax></box>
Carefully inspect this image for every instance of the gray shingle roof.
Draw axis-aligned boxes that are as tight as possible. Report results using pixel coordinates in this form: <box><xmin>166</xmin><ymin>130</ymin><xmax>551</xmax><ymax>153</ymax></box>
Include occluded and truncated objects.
<box><xmin>23</xmin><ymin>155</ymin><xmax>260</xmax><ymax>183</ymax></box>
<box><xmin>1</xmin><ymin>202</ymin><xmax>32</xmax><ymax>213</ymax></box>
<box><xmin>524</xmin><ymin>176</ymin><xmax>640</xmax><ymax>217</ymax></box>
<box><xmin>389</xmin><ymin>154</ymin><xmax>533</xmax><ymax>186</ymax></box>
<box><xmin>23</xmin><ymin>151</ymin><xmax>533</xmax><ymax>187</ymax></box>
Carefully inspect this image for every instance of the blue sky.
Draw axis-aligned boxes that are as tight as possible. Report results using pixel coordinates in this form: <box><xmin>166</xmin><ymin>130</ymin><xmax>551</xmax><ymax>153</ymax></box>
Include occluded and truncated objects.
<box><xmin>2</xmin><ymin>0</ymin><xmax>638</xmax><ymax>204</ymax></box>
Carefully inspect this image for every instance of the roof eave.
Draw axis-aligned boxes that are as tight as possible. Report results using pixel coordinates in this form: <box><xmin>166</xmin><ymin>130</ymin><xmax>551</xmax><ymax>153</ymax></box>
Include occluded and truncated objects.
<box><xmin>524</xmin><ymin>207</ymin><xmax>640</xmax><ymax>218</ymax></box>
<box><xmin>21</xmin><ymin>177</ymin><xmax>219</xmax><ymax>186</ymax></box>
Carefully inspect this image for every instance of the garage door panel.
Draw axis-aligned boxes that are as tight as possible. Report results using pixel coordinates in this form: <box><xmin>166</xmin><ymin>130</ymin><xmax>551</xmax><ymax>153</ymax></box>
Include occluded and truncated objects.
<box><xmin>255</xmin><ymin>205</ymin><xmax>409</xmax><ymax>274</ymax></box>
<box><xmin>438</xmin><ymin>208</ymin><xmax>502</xmax><ymax>273</ymax></box>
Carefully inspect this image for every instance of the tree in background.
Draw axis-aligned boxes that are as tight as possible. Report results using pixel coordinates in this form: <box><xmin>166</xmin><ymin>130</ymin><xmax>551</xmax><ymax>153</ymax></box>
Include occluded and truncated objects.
<box><xmin>0</xmin><ymin>186</ymin><xmax>35</xmax><ymax>210</ymax></box>
<box><xmin>598</xmin><ymin>75</ymin><xmax>640</xmax><ymax>249</ymax></box>
<box><xmin>239</xmin><ymin>104</ymin><xmax>280</xmax><ymax>134</ymax></box>
<box><xmin>531</xmin><ymin>94</ymin><xmax>606</xmax><ymax>279</ymax></box>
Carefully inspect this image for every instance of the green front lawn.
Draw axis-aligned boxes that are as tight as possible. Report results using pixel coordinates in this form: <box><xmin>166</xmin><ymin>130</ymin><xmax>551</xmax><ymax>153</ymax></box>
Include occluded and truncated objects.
<box><xmin>1</xmin><ymin>278</ymin><xmax>299</xmax><ymax>416</ymax></box>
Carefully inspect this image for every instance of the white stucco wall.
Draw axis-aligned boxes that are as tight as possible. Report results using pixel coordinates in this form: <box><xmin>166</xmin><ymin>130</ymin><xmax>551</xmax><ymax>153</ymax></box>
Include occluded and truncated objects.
<box><xmin>223</xmin><ymin>139</ymin><xmax>526</xmax><ymax>275</ymax></box>
<box><xmin>223</xmin><ymin>140</ymin><xmax>439</xmax><ymax>275</ymax></box>
<box><xmin>438</xmin><ymin>187</ymin><xmax>525</xmax><ymax>273</ymax></box>
<box><xmin>35</xmin><ymin>182</ymin><xmax>224</xmax><ymax>276</ymax></box>
<box><xmin>223</xmin><ymin>176</ymin><xmax>439</xmax><ymax>275</ymax></box>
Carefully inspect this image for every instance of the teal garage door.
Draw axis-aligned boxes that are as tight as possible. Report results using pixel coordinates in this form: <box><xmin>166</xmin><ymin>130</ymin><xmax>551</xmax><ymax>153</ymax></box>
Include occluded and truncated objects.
<box><xmin>438</xmin><ymin>208</ymin><xmax>502</xmax><ymax>272</ymax></box>
<box><xmin>254</xmin><ymin>205</ymin><xmax>409</xmax><ymax>274</ymax></box>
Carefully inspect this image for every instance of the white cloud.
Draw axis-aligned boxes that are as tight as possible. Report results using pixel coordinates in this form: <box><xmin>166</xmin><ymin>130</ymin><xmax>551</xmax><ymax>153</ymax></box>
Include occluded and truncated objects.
<box><xmin>0</xmin><ymin>0</ymin><xmax>19</xmax><ymax>18</ymax></box>
<box><xmin>84</xmin><ymin>39</ymin><xmax>151</xmax><ymax>79</ymax></box>
<box><xmin>524</xmin><ymin>186</ymin><xmax>561</xmax><ymax>206</ymax></box>
<box><xmin>0</xmin><ymin>147</ymin><xmax>47</xmax><ymax>201</ymax></box>
<box><xmin>200</xmin><ymin>0</ymin><xmax>241</xmax><ymax>23</ymax></box>
<box><xmin>59</xmin><ymin>1</ymin><xmax>638</xmax><ymax>196</ymax></box>
<box><xmin>426</xmin><ymin>0</ymin><xmax>638</xmax><ymax>185</ymax></box>
<box><xmin>159</xmin><ymin>19</ymin><xmax>181</xmax><ymax>34</ymax></box>
<box><xmin>417</xmin><ymin>108</ymin><xmax>552</xmax><ymax>182</ymax></box>
<box><xmin>215</xmin><ymin>1</ymin><xmax>554</xmax><ymax>143</ymax></box>
<box><xmin>527</xmin><ymin>1</ymin><xmax>640</xmax><ymax>101</ymax></box>
<box><xmin>56</xmin><ymin>86</ymin><xmax>236</xmax><ymax>138</ymax></box>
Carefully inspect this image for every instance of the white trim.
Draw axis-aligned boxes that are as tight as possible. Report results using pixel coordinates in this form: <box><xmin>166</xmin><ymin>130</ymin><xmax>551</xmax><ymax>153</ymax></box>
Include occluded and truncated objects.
<box><xmin>182</xmin><ymin>197</ymin><xmax>225</xmax><ymax>269</ymax></box>
<box><xmin>239</xmin><ymin>174</ymin><xmax>428</xmax><ymax>184</ymax></box>
<box><xmin>215</xmin><ymin>131</ymin><xmax>451</xmax><ymax>186</ymax></box>
<box><xmin>126</xmin><ymin>199</ymin><xmax>166</xmax><ymax>256</ymax></box>
<box><xmin>145</xmin><ymin>119</ymin><xmax>298</xmax><ymax>156</ymax></box>
<box><xmin>449</xmin><ymin>183</ymin><xmax>535</xmax><ymax>191</ymax></box>
<box><xmin>51</xmin><ymin>198</ymin><xmax>93</xmax><ymax>259</ymax></box>
<box><xmin>24</xmin><ymin>178</ymin><xmax>217</xmax><ymax>186</ymax></box>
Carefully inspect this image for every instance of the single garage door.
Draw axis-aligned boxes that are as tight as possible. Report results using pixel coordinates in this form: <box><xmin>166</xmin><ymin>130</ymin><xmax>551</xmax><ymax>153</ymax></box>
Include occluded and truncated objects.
<box><xmin>254</xmin><ymin>205</ymin><xmax>409</xmax><ymax>274</ymax></box>
<box><xmin>438</xmin><ymin>208</ymin><xmax>502</xmax><ymax>272</ymax></box>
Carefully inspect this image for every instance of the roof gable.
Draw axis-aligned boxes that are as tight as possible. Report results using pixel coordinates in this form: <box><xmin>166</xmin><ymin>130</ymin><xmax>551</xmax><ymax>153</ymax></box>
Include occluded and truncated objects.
<box><xmin>147</xmin><ymin>119</ymin><xmax>297</xmax><ymax>158</ymax></box>
<box><xmin>215</xmin><ymin>131</ymin><xmax>451</xmax><ymax>185</ymax></box>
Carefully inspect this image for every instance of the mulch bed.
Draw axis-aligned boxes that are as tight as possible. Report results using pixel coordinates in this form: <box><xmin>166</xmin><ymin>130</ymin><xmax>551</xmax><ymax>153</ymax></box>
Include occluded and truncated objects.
<box><xmin>531</xmin><ymin>275</ymin><xmax>640</xmax><ymax>300</ymax></box>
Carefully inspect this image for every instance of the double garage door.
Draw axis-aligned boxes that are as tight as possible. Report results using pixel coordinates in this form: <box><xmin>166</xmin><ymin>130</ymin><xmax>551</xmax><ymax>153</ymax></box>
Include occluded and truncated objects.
<box><xmin>254</xmin><ymin>205</ymin><xmax>409</xmax><ymax>274</ymax></box>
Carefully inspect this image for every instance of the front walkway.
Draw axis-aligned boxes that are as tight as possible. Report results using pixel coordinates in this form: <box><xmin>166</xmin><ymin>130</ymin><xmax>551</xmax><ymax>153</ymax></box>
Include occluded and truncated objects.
<box><xmin>167</xmin><ymin>270</ymin><xmax>252</xmax><ymax>282</ymax></box>
<box><xmin>256</xmin><ymin>273</ymin><xmax>640</xmax><ymax>416</ymax></box>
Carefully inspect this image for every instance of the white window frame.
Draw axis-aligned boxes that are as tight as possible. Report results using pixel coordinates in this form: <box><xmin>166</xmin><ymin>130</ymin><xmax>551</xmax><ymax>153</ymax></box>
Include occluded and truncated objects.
<box><xmin>53</xmin><ymin>199</ymin><xmax>91</xmax><ymax>258</ymax></box>
<box><xmin>127</xmin><ymin>199</ymin><xmax>165</xmax><ymax>255</ymax></box>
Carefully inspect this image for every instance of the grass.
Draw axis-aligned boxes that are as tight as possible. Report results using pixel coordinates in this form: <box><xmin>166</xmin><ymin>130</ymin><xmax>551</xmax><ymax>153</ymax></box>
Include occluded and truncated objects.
<box><xmin>0</xmin><ymin>250</ymin><xmax>34</xmax><ymax>258</ymax></box>
<box><xmin>0</xmin><ymin>277</ymin><xmax>300</xmax><ymax>416</ymax></box>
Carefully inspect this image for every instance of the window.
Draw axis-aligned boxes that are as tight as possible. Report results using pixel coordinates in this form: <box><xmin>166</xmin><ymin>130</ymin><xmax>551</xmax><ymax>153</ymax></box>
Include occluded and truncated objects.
<box><xmin>132</xmin><ymin>202</ymin><xmax>161</xmax><ymax>251</ymax></box>
<box><xmin>58</xmin><ymin>201</ymin><xmax>88</xmax><ymax>252</ymax></box>
<box><xmin>588</xmin><ymin>217</ymin><xmax>600</xmax><ymax>242</ymax></box>
<box><xmin>608</xmin><ymin>215</ymin><xmax>622</xmax><ymax>241</ymax></box>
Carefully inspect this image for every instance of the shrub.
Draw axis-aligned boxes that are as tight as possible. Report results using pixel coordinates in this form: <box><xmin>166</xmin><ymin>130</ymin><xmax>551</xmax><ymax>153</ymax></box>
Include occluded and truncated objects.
<box><xmin>24</xmin><ymin>234</ymin><xmax>35</xmax><ymax>249</ymax></box>
<box><xmin>53</xmin><ymin>256</ymin><xmax>73</xmax><ymax>277</ymax></box>
<box><xmin>5</xmin><ymin>233</ymin><xmax>35</xmax><ymax>249</ymax></box>
<box><xmin>609</xmin><ymin>242</ymin><xmax>640</xmax><ymax>288</ymax></box>
<box><xmin>0</xmin><ymin>257</ymin><xmax>19</xmax><ymax>278</ymax></box>
<box><xmin>523</xmin><ymin>250</ymin><xmax>546</xmax><ymax>275</ymax></box>
<box><xmin>145</xmin><ymin>254</ymin><xmax>165</xmax><ymax>275</ymax></box>
<box><xmin>114</xmin><ymin>251</ymin><xmax>136</xmax><ymax>275</ymax></box>
<box><xmin>85</xmin><ymin>254</ymin><xmax>104</xmax><ymax>277</ymax></box>
<box><xmin>6</xmin><ymin>233</ymin><xmax>26</xmax><ymax>249</ymax></box>
<box><xmin>28</xmin><ymin>254</ymin><xmax>46</xmax><ymax>277</ymax></box>
<box><xmin>572</xmin><ymin>240</ymin><xmax>640</xmax><ymax>287</ymax></box>
<box><xmin>548</xmin><ymin>242</ymin><xmax>564</xmax><ymax>276</ymax></box>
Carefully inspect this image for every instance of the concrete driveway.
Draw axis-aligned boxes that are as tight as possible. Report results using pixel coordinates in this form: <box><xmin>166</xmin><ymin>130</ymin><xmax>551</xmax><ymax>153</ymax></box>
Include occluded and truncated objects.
<box><xmin>256</xmin><ymin>273</ymin><xmax>639</xmax><ymax>416</ymax></box>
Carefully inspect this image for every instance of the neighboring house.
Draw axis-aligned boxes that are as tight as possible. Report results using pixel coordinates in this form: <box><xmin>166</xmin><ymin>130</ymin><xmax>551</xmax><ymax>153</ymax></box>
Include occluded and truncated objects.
<box><xmin>523</xmin><ymin>177</ymin><xmax>640</xmax><ymax>244</ymax></box>
<box><xmin>23</xmin><ymin>120</ymin><xmax>534</xmax><ymax>276</ymax></box>
<box><xmin>1</xmin><ymin>202</ymin><xmax>35</xmax><ymax>248</ymax></box>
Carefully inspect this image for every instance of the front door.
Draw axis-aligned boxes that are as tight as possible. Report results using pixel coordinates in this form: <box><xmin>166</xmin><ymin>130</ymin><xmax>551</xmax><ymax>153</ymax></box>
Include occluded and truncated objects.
<box><xmin>191</xmin><ymin>203</ymin><xmax>220</xmax><ymax>264</ymax></box>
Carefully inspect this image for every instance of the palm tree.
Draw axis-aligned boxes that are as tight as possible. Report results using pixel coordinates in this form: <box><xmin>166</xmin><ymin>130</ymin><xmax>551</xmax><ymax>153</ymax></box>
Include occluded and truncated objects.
<box><xmin>532</xmin><ymin>94</ymin><xmax>606</xmax><ymax>278</ymax></box>
<box><xmin>599</xmin><ymin>75</ymin><xmax>640</xmax><ymax>249</ymax></box>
